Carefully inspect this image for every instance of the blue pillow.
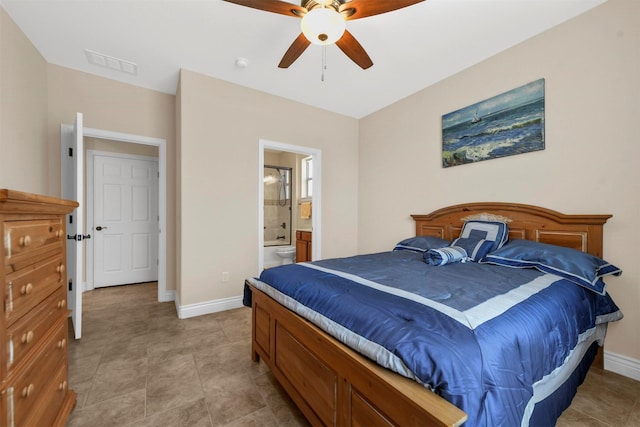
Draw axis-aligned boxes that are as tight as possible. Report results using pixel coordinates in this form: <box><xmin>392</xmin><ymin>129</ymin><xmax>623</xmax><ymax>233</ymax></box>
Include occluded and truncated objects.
<box><xmin>480</xmin><ymin>239</ymin><xmax>622</xmax><ymax>295</ymax></box>
<box><xmin>424</xmin><ymin>246</ymin><xmax>468</xmax><ymax>266</ymax></box>
<box><xmin>394</xmin><ymin>236</ymin><xmax>449</xmax><ymax>253</ymax></box>
<box><xmin>459</xmin><ymin>220</ymin><xmax>509</xmax><ymax>252</ymax></box>
<box><xmin>451</xmin><ymin>237</ymin><xmax>494</xmax><ymax>262</ymax></box>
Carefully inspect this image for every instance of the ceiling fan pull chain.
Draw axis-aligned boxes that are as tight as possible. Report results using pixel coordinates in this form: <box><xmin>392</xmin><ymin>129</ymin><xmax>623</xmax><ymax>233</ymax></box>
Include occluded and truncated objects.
<box><xmin>321</xmin><ymin>44</ymin><xmax>327</xmax><ymax>82</ymax></box>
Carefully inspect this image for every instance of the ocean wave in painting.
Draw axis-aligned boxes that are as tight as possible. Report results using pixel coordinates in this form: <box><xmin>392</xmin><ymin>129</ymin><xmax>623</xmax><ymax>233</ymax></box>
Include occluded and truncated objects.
<box><xmin>442</xmin><ymin>79</ymin><xmax>545</xmax><ymax>168</ymax></box>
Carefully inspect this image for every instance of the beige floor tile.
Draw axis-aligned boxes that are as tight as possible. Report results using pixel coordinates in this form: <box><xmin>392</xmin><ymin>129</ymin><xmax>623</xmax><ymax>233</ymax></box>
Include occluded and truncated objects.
<box><xmin>253</xmin><ymin>372</ymin><xmax>309</xmax><ymax>426</ymax></box>
<box><xmin>625</xmin><ymin>399</ymin><xmax>640</xmax><ymax>427</ymax></box>
<box><xmin>568</xmin><ymin>368</ymin><xmax>640</xmax><ymax>426</ymax></box>
<box><xmin>201</xmin><ymin>373</ymin><xmax>267</xmax><ymax>426</ymax></box>
<box><xmin>223</xmin><ymin>406</ymin><xmax>279</xmax><ymax>427</ymax></box>
<box><xmin>129</xmin><ymin>399</ymin><xmax>213</xmax><ymax>427</ymax></box>
<box><xmin>85</xmin><ymin>356</ymin><xmax>148</xmax><ymax>406</ymax></box>
<box><xmin>68</xmin><ymin>353</ymin><xmax>102</xmax><ymax>385</ymax></box>
<box><xmin>67</xmin><ymin>389</ymin><xmax>146</xmax><ymax>427</ymax></box>
<box><xmin>556</xmin><ymin>407</ymin><xmax>612</xmax><ymax>427</ymax></box>
<box><xmin>195</xmin><ymin>341</ymin><xmax>263</xmax><ymax>382</ymax></box>
<box><xmin>146</xmin><ymin>352</ymin><xmax>205</xmax><ymax>415</ymax></box>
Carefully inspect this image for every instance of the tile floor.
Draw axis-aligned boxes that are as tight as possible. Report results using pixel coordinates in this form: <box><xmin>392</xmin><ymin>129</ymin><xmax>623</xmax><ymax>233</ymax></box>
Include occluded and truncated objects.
<box><xmin>66</xmin><ymin>282</ymin><xmax>640</xmax><ymax>427</ymax></box>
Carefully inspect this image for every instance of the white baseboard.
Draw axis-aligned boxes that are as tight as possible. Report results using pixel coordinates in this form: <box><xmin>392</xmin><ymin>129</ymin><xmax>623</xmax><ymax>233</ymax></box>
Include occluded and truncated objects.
<box><xmin>175</xmin><ymin>295</ymin><xmax>244</xmax><ymax>319</ymax></box>
<box><xmin>604</xmin><ymin>350</ymin><xmax>640</xmax><ymax>381</ymax></box>
<box><xmin>159</xmin><ymin>290</ymin><xmax>175</xmax><ymax>303</ymax></box>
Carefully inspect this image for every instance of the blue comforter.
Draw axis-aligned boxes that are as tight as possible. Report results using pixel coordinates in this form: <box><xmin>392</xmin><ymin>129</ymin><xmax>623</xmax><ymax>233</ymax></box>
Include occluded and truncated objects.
<box><xmin>251</xmin><ymin>251</ymin><xmax>622</xmax><ymax>426</ymax></box>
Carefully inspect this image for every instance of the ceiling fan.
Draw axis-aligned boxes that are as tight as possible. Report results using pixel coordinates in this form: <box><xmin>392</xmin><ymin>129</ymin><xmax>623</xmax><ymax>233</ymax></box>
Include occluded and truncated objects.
<box><xmin>223</xmin><ymin>0</ymin><xmax>425</xmax><ymax>69</ymax></box>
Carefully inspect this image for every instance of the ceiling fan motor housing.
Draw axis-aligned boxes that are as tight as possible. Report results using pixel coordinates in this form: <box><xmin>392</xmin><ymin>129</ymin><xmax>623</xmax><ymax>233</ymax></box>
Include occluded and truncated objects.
<box><xmin>301</xmin><ymin>0</ymin><xmax>346</xmax><ymax>14</ymax></box>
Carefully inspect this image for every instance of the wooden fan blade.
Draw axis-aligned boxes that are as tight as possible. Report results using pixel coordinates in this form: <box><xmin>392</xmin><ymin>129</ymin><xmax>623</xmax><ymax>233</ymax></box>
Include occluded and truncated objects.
<box><xmin>222</xmin><ymin>0</ymin><xmax>306</xmax><ymax>17</ymax></box>
<box><xmin>340</xmin><ymin>0</ymin><xmax>425</xmax><ymax>20</ymax></box>
<box><xmin>278</xmin><ymin>33</ymin><xmax>311</xmax><ymax>68</ymax></box>
<box><xmin>335</xmin><ymin>30</ymin><xmax>373</xmax><ymax>69</ymax></box>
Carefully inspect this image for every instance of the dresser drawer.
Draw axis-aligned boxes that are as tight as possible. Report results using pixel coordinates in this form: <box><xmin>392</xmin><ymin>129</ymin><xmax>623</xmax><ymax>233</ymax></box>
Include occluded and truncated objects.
<box><xmin>2</xmin><ymin>318</ymin><xmax>67</xmax><ymax>427</ymax></box>
<box><xmin>6</xmin><ymin>289</ymin><xmax>67</xmax><ymax>374</ymax></box>
<box><xmin>21</xmin><ymin>363</ymin><xmax>69</xmax><ymax>427</ymax></box>
<box><xmin>4</xmin><ymin>219</ymin><xmax>64</xmax><ymax>273</ymax></box>
<box><xmin>5</xmin><ymin>255</ymin><xmax>65</xmax><ymax>327</ymax></box>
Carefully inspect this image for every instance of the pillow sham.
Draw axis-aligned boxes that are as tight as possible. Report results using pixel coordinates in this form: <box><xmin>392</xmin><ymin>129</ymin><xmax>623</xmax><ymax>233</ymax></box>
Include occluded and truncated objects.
<box><xmin>424</xmin><ymin>246</ymin><xmax>468</xmax><ymax>266</ymax></box>
<box><xmin>459</xmin><ymin>220</ymin><xmax>509</xmax><ymax>252</ymax></box>
<box><xmin>451</xmin><ymin>237</ymin><xmax>494</xmax><ymax>262</ymax></box>
<box><xmin>394</xmin><ymin>236</ymin><xmax>449</xmax><ymax>253</ymax></box>
<box><xmin>480</xmin><ymin>239</ymin><xmax>622</xmax><ymax>295</ymax></box>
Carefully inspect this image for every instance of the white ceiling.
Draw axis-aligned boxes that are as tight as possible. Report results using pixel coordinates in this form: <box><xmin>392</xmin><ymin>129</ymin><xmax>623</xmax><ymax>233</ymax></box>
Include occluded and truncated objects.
<box><xmin>2</xmin><ymin>0</ymin><xmax>605</xmax><ymax>119</ymax></box>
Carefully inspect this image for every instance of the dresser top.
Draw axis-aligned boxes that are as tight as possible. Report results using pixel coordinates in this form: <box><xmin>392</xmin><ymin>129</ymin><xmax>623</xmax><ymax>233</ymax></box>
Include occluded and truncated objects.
<box><xmin>0</xmin><ymin>189</ymin><xmax>78</xmax><ymax>214</ymax></box>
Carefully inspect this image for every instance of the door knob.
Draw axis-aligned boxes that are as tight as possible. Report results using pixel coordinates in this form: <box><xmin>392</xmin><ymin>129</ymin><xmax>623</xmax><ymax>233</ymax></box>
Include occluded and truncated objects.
<box><xmin>95</xmin><ymin>226</ymin><xmax>108</xmax><ymax>231</ymax></box>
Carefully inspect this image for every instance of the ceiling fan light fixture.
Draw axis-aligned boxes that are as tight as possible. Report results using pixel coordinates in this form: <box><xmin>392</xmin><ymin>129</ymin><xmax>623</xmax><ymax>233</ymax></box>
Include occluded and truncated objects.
<box><xmin>301</xmin><ymin>7</ymin><xmax>345</xmax><ymax>45</ymax></box>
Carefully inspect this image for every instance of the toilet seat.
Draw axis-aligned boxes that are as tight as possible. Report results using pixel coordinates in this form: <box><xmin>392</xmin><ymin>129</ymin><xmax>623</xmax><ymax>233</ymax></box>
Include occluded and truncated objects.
<box><xmin>275</xmin><ymin>246</ymin><xmax>296</xmax><ymax>254</ymax></box>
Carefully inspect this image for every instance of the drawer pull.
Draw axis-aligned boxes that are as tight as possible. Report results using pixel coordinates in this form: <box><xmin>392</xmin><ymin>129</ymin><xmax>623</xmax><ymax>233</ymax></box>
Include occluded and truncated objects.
<box><xmin>21</xmin><ymin>331</ymin><xmax>34</xmax><ymax>345</ymax></box>
<box><xmin>56</xmin><ymin>264</ymin><xmax>65</xmax><ymax>274</ymax></box>
<box><xmin>57</xmin><ymin>338</ymin><xmax>66</xmax><ymax>349</ymax></box>
<box><xmin>21</xmin><ymin>384</ymin><xmax>34</xmax><ymax>399</ymax></box>
<box><xmin>20</xmin><ymin>283</ymin><xmax>34</xmax><ymax>296</ymax></box>
<box><xmin>57</xmin><ymin>299</ymin><xmax>66</xmax><ymax>309</ymax></box>
<box><xmin>18</xmin><ymin>235</ymin><xmax>32</xmax><ymax>247</ymax></box>
<box><xmin>58</xmin><ymin>381</ymin><xmax>67</xmax><ymax>391</ymax></box>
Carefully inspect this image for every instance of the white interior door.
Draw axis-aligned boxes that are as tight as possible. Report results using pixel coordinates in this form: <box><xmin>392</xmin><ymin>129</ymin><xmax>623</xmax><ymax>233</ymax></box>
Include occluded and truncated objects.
<box><xmin>61</xmin><ymin>113</ymin><xmax>84</xmax><ymax>339</ymax></box>
<box><xmin>93</xmin><ymin>154</ymin><xmax>159</xmax><ymax>287</ymax></box>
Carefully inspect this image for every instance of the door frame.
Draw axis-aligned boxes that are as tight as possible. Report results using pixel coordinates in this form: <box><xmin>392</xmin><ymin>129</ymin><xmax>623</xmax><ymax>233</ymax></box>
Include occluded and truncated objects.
<box><xmin>61</xmin><ymin>125</ymin><xmax>170</xmax><ymax>302</ymax></box>
<box><xmin>86</xmin><ymin>150</ymin><xmax>160</xmax><ymax>291</ymax></box>
<box><xmin>258</xmin><ymin>139</ymin><xmax>322</xmax><ymax>272</ymax></box>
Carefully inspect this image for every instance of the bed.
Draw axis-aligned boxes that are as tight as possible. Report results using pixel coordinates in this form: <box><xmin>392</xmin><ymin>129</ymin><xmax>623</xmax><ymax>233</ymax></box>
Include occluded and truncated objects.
<box><xmin>243</xmin><ymin>202</ymin><xmax>623</xmax><ymax>426</ymax></box>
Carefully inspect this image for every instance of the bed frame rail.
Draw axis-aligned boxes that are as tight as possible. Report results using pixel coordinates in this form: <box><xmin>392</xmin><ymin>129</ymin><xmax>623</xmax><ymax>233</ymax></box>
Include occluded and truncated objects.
<box><xmin>250</xmin><ymin>282</ymin><xmax>467</xmax><ymax>426</ymax></box>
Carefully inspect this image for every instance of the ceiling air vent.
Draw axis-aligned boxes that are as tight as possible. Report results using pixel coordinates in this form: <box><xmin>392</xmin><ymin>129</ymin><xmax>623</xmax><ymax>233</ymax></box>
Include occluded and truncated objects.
<box><xmin>85</xmin><ymin>49</ymin><xmax>137</xmax><ymax>75</ymax></box>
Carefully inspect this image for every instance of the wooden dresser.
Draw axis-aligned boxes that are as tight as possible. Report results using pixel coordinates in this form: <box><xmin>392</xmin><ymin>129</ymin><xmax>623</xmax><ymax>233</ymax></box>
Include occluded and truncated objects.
<box><xmin>0</xmin><ymin>190</ymin><xmax>78</xmax><ymax>427</ymax></box>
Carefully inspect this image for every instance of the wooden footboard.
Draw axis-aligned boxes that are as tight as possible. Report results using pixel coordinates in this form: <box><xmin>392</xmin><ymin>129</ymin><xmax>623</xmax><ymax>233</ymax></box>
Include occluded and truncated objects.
<box><xmin>249</xmin><ymin>282</ymin><xmax>468</xmax><ymax>427</ymax></box>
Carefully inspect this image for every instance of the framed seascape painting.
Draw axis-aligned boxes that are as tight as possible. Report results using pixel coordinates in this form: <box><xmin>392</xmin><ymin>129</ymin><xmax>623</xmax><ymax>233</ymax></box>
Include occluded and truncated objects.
<box><xmin>442</xmin><ymin>78</ymin><xmax>545</xmax><ymax>168</ymax></box>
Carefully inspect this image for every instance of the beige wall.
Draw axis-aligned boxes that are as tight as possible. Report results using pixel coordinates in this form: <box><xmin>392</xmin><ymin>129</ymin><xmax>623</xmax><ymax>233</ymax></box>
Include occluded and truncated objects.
<box><xmin>177</xmin><ymin>69</ymin><xmax>359</xmax><ymax>305</ymax></box>
<box><xmin>358</xmin><ymin>0</ymin><xmax>640</xmax><ymax>360</ymax></box>
<box><xmin>0</xmin><ymin>8</ymin><xmax>48</xmax><ymax>194</ymax></box>
<box><xmin>46</xmin><ymin>66</ymin><xmax>177</xmax><ymax>291</ymax></box>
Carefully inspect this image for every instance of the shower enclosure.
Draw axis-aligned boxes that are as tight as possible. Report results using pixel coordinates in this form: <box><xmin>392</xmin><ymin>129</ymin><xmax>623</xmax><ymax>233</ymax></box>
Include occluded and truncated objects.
<box><xmin>264</xmin><ymin>165</ymin><xmax>292</xmax><ymax>246</ymax></box>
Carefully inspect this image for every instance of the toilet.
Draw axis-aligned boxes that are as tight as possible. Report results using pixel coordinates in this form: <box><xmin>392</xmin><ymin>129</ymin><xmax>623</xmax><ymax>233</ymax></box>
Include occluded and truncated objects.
<box><xmin>275</xmin><ymin>246</ymin><xmax>296</xmax><ymax>265</ymax></box>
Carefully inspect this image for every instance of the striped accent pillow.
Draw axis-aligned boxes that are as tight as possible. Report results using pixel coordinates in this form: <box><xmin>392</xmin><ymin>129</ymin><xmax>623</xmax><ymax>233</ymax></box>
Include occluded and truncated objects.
<box><xmin>423</xmin><ymin>246</ymin><xmax>468</xmax><ymax>266</ymax></box>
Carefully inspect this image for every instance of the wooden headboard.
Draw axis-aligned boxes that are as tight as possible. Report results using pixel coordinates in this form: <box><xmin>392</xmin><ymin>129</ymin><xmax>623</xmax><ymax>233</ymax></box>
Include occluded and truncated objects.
<box><xmin>412</xmin><ymin>202</ymin><xmax>611</xmax><ymax>258</ymax></box>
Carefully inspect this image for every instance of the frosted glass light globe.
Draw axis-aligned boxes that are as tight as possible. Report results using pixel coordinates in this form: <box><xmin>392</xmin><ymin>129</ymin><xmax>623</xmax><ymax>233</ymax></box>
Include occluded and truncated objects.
<box><xmin>301</xmin><ymin>8</ymin><xmax>346</xmax><ymax>45</ymax></box>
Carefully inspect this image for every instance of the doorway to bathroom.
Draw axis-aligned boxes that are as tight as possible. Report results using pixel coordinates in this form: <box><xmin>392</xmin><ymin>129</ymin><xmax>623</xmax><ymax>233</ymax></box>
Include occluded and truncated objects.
<box><xmin>263</xmin><ymin>165</ymin><xmax>292</xmax><ymax>246</ymax></box>
<box><xmin>258</xmin><ymin>139</ymin><xmax>321</xmax><ymax>272</ymax></box>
